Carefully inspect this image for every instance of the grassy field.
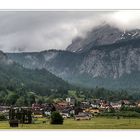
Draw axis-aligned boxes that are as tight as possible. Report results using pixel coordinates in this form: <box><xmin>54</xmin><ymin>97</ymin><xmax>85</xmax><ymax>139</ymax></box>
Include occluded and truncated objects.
<box><xmin>0</xmin><ymin>117</ymin><xmax>140</xmax><ymax>129</ymax></box>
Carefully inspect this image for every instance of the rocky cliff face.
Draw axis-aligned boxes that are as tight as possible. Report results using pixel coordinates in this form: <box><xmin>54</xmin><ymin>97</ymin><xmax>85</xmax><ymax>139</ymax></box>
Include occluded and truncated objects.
<box><xmin>7</xmin><ymin>25</ymin><xmax>140</xmax><ymax>89</ymax></box>
<box><xmin>7</xmin><ymin>50</ymin><xmax>83</xmax><ymax>79</ymax></box>
<box><xmin>79</xmin><ymin>40</ymin><xmax>140</xmax><ymax>79</ymax></box>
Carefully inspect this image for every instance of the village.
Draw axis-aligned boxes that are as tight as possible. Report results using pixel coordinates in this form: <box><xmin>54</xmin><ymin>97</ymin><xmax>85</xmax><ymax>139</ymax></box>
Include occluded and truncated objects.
<box><xmin>0</xmin><ymin>97</ymin><xmax>140</xmax><ymax>126</ymax></box>
<box><xmin>31</xmin><ymin>97</ymin><xmax>140</xmax><ymax>120</ymax></box>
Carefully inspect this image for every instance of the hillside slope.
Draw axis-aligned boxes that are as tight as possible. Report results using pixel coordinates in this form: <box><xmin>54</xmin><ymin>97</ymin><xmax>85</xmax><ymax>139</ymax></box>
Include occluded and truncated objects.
<box><xmin>0</xmin><ymin>51</ymin><xmax>71</xmax><ymax>95</ymax></box>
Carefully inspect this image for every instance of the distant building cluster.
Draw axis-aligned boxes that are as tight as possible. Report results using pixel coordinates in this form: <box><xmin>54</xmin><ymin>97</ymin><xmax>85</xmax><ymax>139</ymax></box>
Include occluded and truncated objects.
<box><xmin>0</xmin><ymin>97</ymin><xmax>139</xmax><ymax>122</ymax></box>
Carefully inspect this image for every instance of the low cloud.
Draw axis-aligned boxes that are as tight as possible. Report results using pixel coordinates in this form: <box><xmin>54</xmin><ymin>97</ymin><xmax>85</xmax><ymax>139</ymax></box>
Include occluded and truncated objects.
<box><xmin>0</xmin><ymin>11</ymin><xmax>140</xmax><ymax>52</ymax></box>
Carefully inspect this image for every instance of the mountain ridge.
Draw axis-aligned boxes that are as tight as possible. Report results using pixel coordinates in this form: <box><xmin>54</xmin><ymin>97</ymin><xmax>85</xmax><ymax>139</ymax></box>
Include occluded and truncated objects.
<box><xmin>7</xmin><ymin>24</ymin><xmax>140</xmax><ymax>89</ymax></box>
<box><xmin>0</xmin><ymin>51</ymin><xmax>71</xmax><ymax>95</ymax></box>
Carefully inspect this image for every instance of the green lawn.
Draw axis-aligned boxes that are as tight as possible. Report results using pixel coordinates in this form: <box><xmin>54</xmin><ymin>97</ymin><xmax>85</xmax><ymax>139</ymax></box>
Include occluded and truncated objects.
<box><xmin>1</xmin><ymin>117</ymin><xmax>140</xmax><ymax>129</ymax></box>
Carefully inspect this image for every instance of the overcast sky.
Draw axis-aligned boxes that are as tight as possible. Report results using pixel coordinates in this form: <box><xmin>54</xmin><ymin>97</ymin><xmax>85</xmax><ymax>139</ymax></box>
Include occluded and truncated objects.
<box><xmin>1</xmin><ymin>11</ymin><xmax>140</xmax><ymax>52</ymax></box>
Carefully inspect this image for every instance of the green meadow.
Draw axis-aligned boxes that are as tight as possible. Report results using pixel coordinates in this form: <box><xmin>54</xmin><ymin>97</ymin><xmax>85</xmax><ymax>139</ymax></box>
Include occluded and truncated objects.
<box><xmin>0</xmin><ymin>117</ymin><xmax>140</xmax><ymax>129</ymax></box>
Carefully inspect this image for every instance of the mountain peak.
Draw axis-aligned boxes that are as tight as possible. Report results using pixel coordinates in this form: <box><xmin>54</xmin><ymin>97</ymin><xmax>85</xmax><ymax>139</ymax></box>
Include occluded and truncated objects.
<box><xmin>66</xmin><ymin>24</ymin><xmax>140</xmax><ymax>53</ymax></box>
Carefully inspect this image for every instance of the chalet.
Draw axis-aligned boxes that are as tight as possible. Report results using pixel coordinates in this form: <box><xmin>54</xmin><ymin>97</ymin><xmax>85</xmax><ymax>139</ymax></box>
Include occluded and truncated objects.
<box><xmin>129</xmin><ymin>102</ymin><xmax>137</xmax><ymax>108</ymax></box>
<box><xmin>32</xmin><ymin>103</ymin><xmax>42</xmax><ymax>110</ymax></box>
<box><xmin>137</xmin><ymin>102</ymin><xmax>140</xmax><ymax>108</ymax></box>
<box><xmin>80</xmin><ymin>101</ymin><xmax>91</xmax><ymax>109</ymax></box>
<box><xmin>55</xmin><ymin>102</ymin><xmax>68</xmax><ymax>111</ymax></box>
<box><xmin>32</xmin><ymin>108</ymin><xmax>43</xmax><ymax>115</ymax></box>
<box><xmin>94</xmin><ymin>99</ymin><xmax>101</xmax><ymax>104</ymax></box>
<box><xmin>60</xmin><ymin>112</ymin><xmax>70</xmax><ymax>118</ymax></box>
<box><xmin>122</xmin><ymin>100</ymin><xmax>130</xmax><ymax>105</ymax></box>
<box><xmin>32</xmin><ymin>103</ymin><xmax>56</xmax><ymax>115</ymax></box>
<box><xmin>0</xmin><ymin>106</ymin><xmax>10</xmax><ymax>112</ymax></box>
<box><xmin>91</xmin><ymin>103</ymin><xmax>100</xmax><ymax>108</ymax></box>
<box><xmin>74</xmin><ymin>107</ymin><xmax>83</xmax><ymax>115</ymax></box>
<box><xmin>99</xmin><ymin>103</ymin><xmax>114</xmax><ymax>112</ymax></box>
<box><xmin>66</xmin><ymin>97</ymin><xmax>75</xmax><ymax>106</ymax></box>
<box><xmin>83</xmin><ymin>107</ymin><xmax>100</xmax><ymax>114</ymax></box>
<box><xmin>74</xmin><ymin>112</ymin><xmax>91</xmax><ymax>120</ymax></box>
<box><xmin>70</xmin><ymin>109</ymin><xmax>75</xmax><ymax>115</ymax></box>
<box><xmin>44</xmin><ymin>111</ymin><xmax>51</xmax><ymax>116</ymax></box>
<box><xmin>100</xmin><ymin>104</ymin><xmax>112</xmax><ymax>109</ymax></box>
<box><xmin>121</xmin><ymin>100</ymin><xmax>137</xmax><ymax>108</ymax></box>
<box><xmin>110</xmin><ymin>102</ymin><xmax>122</xmax><ymax>109</ymax></box>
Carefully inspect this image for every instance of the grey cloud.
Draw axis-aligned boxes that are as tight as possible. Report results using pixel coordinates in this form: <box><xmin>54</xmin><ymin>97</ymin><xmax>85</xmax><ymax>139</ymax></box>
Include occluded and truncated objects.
<box><xmin>0</xmin><ymin>11</ymin><xmax>139</xmax><ymax>52</ymax></box>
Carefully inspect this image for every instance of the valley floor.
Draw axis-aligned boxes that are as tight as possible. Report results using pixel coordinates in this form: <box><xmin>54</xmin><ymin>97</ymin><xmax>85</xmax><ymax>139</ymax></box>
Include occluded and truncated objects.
<box><xmin>1</xmin><ymin>117</ymin><xmax>140</xmax><ymax>129</ymax></box>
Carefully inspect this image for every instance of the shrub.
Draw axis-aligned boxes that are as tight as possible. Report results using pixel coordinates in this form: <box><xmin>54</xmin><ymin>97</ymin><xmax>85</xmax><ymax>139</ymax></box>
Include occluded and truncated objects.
<box><xmin>50</xmin><ymin>111</ymin><xmax>64</xmax><ymax>124</ymax></box>
<box><xmin>100</xmin><ymin>112</ymin><xmax>116</xmax><ymax>117</ymax></box>
<box><xmin>0</xmin><ymin>113</ymin><xmax>7</xmax><ymax>121</ymax></box>
<box><xmin>118</xmin><ymin>111</ymin><xmax>140</xmax><ymax>118</ymax></box>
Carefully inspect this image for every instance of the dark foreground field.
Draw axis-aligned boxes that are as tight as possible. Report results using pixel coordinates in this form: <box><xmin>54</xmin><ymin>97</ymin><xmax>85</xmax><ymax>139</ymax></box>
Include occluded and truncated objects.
<box><xmin>0</xmin><ymin>117</ymin><xmax>140</xmax><ymax>129</ymax></box>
